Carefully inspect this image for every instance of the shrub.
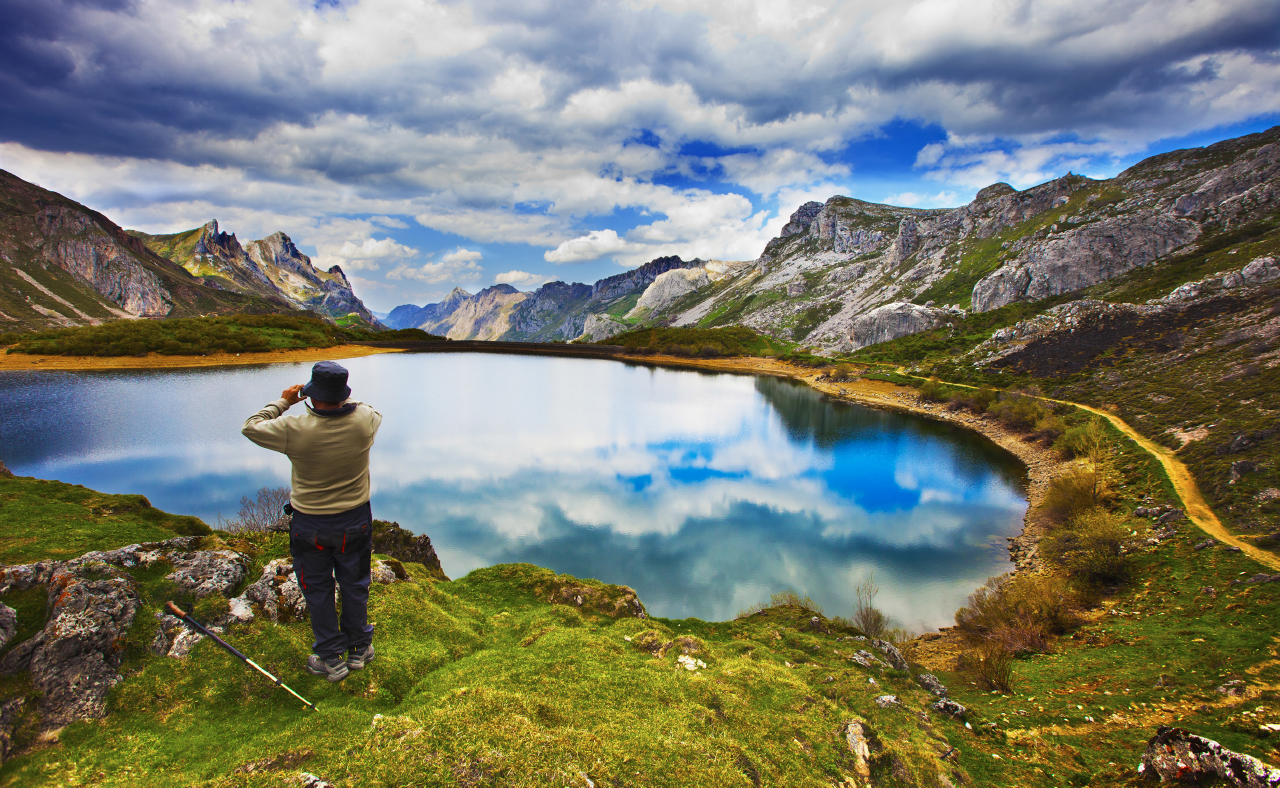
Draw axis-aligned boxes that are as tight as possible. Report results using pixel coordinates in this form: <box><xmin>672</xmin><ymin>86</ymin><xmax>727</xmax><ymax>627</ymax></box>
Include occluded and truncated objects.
<box><xmin>218</xmin><ymin>486</ymin><xmax>291</xmax><ymax>533</ymax></box>
<box><xmin>947</xmin><ymin>387</ymin><xmax>997</xmax><ymax>413</ymax></box>
<box><xmin>956</xmin><ymin>642</ymin><xmax>1015</xmax><ymax>692</ymax></box>
<box><xmin>830</xmin><ymin>363</ymin><xmax>858</xmax><ymax>382</ymax></box>
<box><xmin>1055</xmin><ymin>418</ymin><xmax>1109</xmax><ymax>459</ymax></box>
<box><xmin>736</xmin><ymin>588</ymin><xmax>824</xmax><ymax>618</ymax></box>
<box><xmin>1043</xmin><ymin>465</ymin><xmax>1114</xmax><ymax>523</ymax></box>
<box><xmin>849</xmin><ymin>574</ymin><xmax>892</xmax><ymax>640</ymax></box>
<box><xmin>1041</xmin><ymin>507</ymin><xmax>1133</xmax><ymax>587</ymax></box>
<box><xmin>1033</xmin><ymin>415</ymin><xmax>1067</xmax><ymax>443</ymax></box>
<box><xmin>988</xmin><ymin>392</ymin><xmax>1049</xmax><ymax>431</ymax></box>
<box><xmin>954</xmin><ymin>573</ymin><xmax>1078</xmax><ymax>653</ymax></box>
<box><xmin>918</xmin><ymin>378</ymin><xmax>948</xmax><ymax>402</ymax></box>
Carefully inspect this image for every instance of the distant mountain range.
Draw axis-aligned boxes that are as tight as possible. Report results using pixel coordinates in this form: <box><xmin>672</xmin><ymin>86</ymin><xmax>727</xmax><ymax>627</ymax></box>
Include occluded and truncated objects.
<box><xmin>386</xmin><ymin>125</ymin><xmax>1280</xmax><ymax>350</ymax></box>
<box><xmin>0</xmin><ymin>170</ymin><xmax>380</xmax><ymax>333</ymax></box>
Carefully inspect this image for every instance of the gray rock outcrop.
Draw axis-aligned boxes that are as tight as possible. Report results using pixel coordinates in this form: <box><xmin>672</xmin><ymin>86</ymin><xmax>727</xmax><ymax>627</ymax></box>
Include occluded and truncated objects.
<box><xmin>1139</xmin><ymin>726</ymin><xmax>1280</xmax><ymax>786</ymax></box>
<box><xmin>872</xmin><ymin>639</ymin><xmax>909</xmax><ymax>671</ymax></box>
<box><xmin>972</xmin><ymin>215</ymin><xmax>1202</xmax><ymax>311</ymax></box>
<box><xmin>627</xmin><ymin>267</ymin><xmax>710</xmax><ymax>318</ymax></box>
<box><xmin>850</xmin><ymin>302</ymin><xmax>953</xmax><ymax>350</ymax></box>
<box><xmin>0</xmin><ymin>604</ymin><xmax>15</xmax><ymax>652</ymax></box>
<box><xmin>578</xmin><ymin>313</ymin><xmax>630</xmax><ymax>342</ymax></box>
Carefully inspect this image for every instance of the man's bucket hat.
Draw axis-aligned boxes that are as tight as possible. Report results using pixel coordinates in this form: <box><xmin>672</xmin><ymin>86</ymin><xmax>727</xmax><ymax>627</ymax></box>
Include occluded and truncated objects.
<box><xmin>301</xmin><ymin>361</ymin><xmax>351</xmax><ymax>403</ymax></box>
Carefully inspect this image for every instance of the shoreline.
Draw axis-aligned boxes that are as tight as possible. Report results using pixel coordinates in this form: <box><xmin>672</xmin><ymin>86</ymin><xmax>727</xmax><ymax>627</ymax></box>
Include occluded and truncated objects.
<box><xmin>0</xmin><ymin>344</ymin><xmax>1063</xmax><ymax>567</ymax></box>
<box><xmin>624</xmin><ymin>353</ymin><xmax>1066</xmax><ymax>574</ymax></box>
<box><xmin>0</xmin><ymin>344</ymin><xmax>405</xmax><ymax>371</ymax></box>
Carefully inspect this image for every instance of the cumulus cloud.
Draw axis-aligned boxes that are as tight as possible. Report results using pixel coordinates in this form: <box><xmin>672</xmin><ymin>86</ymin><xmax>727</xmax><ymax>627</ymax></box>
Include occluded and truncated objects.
<box><xmin>387</xmin><ymin>256</ymin><xmax>484</xmax><ymax>284</ymax></box>
<box><xmin>495</xmin><ymin>270</ymin><xmax>553</xmax><ymax>288</ymax></box>
<box><xmin>544</xmin><ymin>229</ymin><xmax>628</xmax><ymax>263</ymax></box>
<box><xmin>2</xmin><ymin>0</ymin><xmax>1278</xmax><ymax>295</ymax></box>
<box><xmin>318</xmin><ymin>237</ymin><xmax>419</xmax><ymax>271</ymax></box>
<box><xmin>441</xmin><ymin>247</ymin><xmax>483</xmax><ymax>264</ymax></box>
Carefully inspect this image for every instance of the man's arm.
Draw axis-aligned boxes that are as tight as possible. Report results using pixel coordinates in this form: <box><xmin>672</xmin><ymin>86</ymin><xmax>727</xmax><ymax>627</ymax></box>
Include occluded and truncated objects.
<box><xmin>241</xmin><ymin>385</ymin><xmax>305</xmax><ymax>453</ymax></box>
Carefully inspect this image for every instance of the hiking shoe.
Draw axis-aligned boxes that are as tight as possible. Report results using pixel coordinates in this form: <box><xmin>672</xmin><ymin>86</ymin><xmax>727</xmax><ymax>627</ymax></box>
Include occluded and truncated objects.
<box><xmin>347</xmin><ymin>643</ymin><xmax>375</xmax><ymax>670</ymax></box>
<box><xmin>306</xmin><ymin>654</ymin><xmax>349</xmax><ymax>682</ymax></box>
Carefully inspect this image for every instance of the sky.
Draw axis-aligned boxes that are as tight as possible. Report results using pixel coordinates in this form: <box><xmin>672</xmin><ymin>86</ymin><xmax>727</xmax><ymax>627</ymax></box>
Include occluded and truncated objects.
<box><xmin>2</xmin><ymin>0</ymin><xmax>1278</xmax><ymax>313</ymax></box>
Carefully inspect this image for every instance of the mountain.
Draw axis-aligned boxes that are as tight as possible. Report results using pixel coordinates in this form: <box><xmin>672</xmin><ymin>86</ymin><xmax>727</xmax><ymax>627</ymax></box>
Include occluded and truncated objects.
<box><xmin>383</xmin><ymin>255</ymin><xmax>703</xmax><ymax>340</ymax></box>
<box><xmin>132</xmin><ymin>221</ymin><xmax>381</xmax><ymax>328</ymax></box>
<box><xmin>0</xmin><ymin>170</ymin><xmax>298</xmax><ymax>333</ymax></box>
<box><xmin>387</xmin><ymin>125</ymin><xmax>1279</xmax><ymax>351</ymax></box>
<box><xmin>636</xmin><ymin>125</ymin><xmax>1280</xmax><ymax>352</ymax></box>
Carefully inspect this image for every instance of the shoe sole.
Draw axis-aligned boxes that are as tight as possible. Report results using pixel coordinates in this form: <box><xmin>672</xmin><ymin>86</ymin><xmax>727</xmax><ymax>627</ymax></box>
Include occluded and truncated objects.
<box><xmin>348</xmin><ymin>655</ymin><xmax>374</xmax><ymax>670</ymax></box>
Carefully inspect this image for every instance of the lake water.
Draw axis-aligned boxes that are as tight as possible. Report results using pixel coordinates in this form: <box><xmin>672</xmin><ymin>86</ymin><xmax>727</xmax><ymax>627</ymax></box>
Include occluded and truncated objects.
<box><xmin>0</xmin><ymin>353</ymin><xmax>1026</xmax><ymax>627</ymax></box>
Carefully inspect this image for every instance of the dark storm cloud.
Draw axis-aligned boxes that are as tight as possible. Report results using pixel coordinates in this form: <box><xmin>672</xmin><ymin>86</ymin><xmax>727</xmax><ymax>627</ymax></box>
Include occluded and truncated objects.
<box><xmin>3</xmin><ymin>0</ymin><xmax>1278</xmax><ymax>174</ymax></box>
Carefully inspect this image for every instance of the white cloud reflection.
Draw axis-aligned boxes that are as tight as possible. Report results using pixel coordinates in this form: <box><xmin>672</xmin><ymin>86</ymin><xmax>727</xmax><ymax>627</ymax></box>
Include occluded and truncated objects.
<box><xmin>0</xmin><ymin>354</ymin><xmax>1025</xmax><ymax>625</ymax></box>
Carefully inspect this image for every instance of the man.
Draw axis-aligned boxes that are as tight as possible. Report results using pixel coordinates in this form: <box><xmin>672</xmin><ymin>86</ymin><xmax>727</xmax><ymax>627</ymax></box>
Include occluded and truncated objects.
<box><xmin>242</xmin><ymin>361</ymin><xmax>383</xmax><ymax>682</ymax></box>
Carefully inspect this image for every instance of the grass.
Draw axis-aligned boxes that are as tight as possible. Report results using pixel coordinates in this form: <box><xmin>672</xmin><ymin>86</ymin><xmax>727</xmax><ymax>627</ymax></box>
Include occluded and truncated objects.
<box><xmin>604</xmin><ymin>325</ymin><xmax>788</xmax><ymax>358</ymax></box>
<box><xmin>0</xmin><ymin>315</ymin><xmax>444</xmax><ymax>357</ymax></box>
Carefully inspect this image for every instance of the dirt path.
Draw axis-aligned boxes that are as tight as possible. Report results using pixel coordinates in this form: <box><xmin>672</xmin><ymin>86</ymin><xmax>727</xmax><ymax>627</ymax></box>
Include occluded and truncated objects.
<box><xmin>1067</xmin><ymin>401</ymin><xmax>1280</xmax><ymax>573</ymax></box>
<box><xmin>0</xmin><ymin>345</ymin><xmax>404</xmax><ymax>371</ymax></box>
<box><xmin>884</xmin><ymin>368</ymin><xmax>1280</xmax><ymax>573</ymax></box>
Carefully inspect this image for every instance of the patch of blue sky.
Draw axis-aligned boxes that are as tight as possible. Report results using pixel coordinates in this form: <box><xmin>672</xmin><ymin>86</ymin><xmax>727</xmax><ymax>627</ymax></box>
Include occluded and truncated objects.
<box><xmin>668</xmin><ymin>466</ymin><xmax>750</xmax><ymax>485</ymax></box>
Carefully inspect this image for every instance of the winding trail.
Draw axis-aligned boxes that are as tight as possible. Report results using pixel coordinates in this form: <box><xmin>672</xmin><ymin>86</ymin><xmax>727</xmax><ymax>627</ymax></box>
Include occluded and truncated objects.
<box><xmin>890</xmin><ymin>369</ymin><xmax>1280</xmax><ymax>573</ymax></box>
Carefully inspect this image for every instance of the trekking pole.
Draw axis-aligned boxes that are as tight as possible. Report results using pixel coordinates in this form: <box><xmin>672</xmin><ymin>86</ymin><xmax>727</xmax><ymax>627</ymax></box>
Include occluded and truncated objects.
<box><xmin>165</xmin><ymin>601</ymin><xmax>317</xmax><ymax>711</ymax></box>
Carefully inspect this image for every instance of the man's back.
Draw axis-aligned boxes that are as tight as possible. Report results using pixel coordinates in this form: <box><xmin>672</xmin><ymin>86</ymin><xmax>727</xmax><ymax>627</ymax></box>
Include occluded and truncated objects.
<box><xmin>242</xmin><ymin>399</ymin><xmax>382</xmax><ymax>514</ymax></box>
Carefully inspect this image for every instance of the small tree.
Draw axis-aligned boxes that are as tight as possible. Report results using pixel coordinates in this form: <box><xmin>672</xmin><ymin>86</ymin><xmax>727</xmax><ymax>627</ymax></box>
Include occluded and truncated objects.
<box><xmin>219</xmin><ymin>486</ymin><xmax>291</xmax><ymax>533</ymax></box>
<box><xmin>851</xmin><ymin>574</ymin><xmax>891</xmax><ymax>639</ymax></box>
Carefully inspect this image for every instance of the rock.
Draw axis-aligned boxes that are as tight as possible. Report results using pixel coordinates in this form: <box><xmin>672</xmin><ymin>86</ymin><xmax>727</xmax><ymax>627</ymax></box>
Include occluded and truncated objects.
<box><xmin>369</xmin><ymin>559</ymin><xmax>407</xmax><ymax>585</ymax></box>
<box><xmin>839</xmin><ymin>720</ymin><xmax>879</xmax><ymax>779</ymax></box>
<box><xmin>150</xmin><ymin>613</ymin><xmax>207</xmax><ymax>659</ymax></box>
<box><xmin>1247</xmin><ymin>574</ymin><xmax>1280</xmax><ymax>584</ymax></box>
<box><xmin>165</xmin><ymin>550</ymin><xmax>250</xmax><ymax>598</ymax></box>
<box><xmin>1231</xmin><ymin>461</ymin><xmax>1259</xmax><ymax>484</ymax></box>
<box><xmin>27</xmin><ymin>562</ymin><xmax>141</xmax><ymax>729</ymax></box>
<box><xmin>676</xmin><ymin>654</ymin><xmax>706</xmax><ymax>671</ymax></box>
<box><xmin>0</xmin><ymin>696</ymin><xmax>25</xmax><ymax>764</ymax></box>
<box><xmin>627</xmin><ymin>267</ymin><xmax>710</xmax><ymax>318</ymax></box>
<box><xmin>370</xmin><ymin>521</ymin><xmax>448</xmax><ymax>581</ymax></box>
<box><xmin>852</xmin><ymin>650</ymin><xmax>889</xmax><ymax>669</ymax></box>
<box><xmin>1194</xmin><ymin>539</ymin><xmax>1218</xmax><ymax>551</ymax></box>
<box><xmin>1157</xmin><ymin>509</ymin><xmax>1186</xmax><ymax>525</ymax></box>
<box><xmin>873</xmin><ymin>639</ymin><xmax>909</xmax><ymax>671</ymax></box>
<box><xmin>576</xmin><ymin>313</ymin><xmax>630</xmax><ymax>343</ymax></box>
<box><xmin>874</xmin><ymin>695</ymin><xmax>901</xmax><ymax>709</ymax></box>
<box><xmin>973</xmin><ymin>214</ymin><xmax>1201</xmax><ymax>311</ymax></box>
<box><xmin>917</xmin><ymin>672</ymin><xmax>948</xmax><ymax>697</ymax></box>
<box><xmin>850</xmin><ymin>302</ymin><xmax>951</xmax><ymax>350</ymax></box>
<box><xmin>238</xmin><ymin>559</ymin><xmax>307</xmax><ymax>623</ymax></box>
<box><xmin>0</xmin><ymin>460</ymin><xmax>12</xmax><ymax>479</ymax></box>
<box><xmin>806</xmin><ymin>616</ymin><xmax>829</xmax><ymax>634</ymax></box>
<box><xmin>1216</xmin><ymin>680</ymin><xmax>1246</xmax><ymax>697</ymax></box>
<box><xmin>933</xmin><ymin>699</ymin><xmax>968</xmax><ymax>717</ymax></box>
<box><xmin>0</xmin><ymin>604</ymin><xmax>15</xmax><ymax>652</ymax></box>
<box><xmin>298</xmin><ymin>773</ymin><xmax>336</xmax><ymax>788</ymax></box>
<box><xmin>630</xmin><ymin>630</ymin><xmax>672</xmax><ymax>656</ymax></box>
<box><xmin>1139</xmin><ymin>725</ymin><xmax>1280</xmax><ymax>786</ymax></box>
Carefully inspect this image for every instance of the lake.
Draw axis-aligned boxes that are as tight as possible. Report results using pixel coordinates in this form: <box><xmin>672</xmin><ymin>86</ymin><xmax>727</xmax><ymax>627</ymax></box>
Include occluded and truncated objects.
<box><xmin>0</xmin><ymin>352</ymin><xmax>1027</xmax><ymax>627</ymax></box>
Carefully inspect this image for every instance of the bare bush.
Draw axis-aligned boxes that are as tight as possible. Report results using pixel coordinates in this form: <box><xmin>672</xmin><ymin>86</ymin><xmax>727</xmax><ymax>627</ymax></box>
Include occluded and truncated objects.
<box><xmin>956</xmin><ymin>641</ymin><xmax>1015</xmax><ymax>692</ymax></box>
<box><xmin>850</xmin><ymin>574</ymin><xmax>891</xmax><ymax>639</ymax></box>
<box><xmin>218</xmin><ymin>486</ymin><xmax>291</xmax><ymax>533</ymax></box>
<box><xmin>955</xmin><ymin>573</ymin><xmax>1079</xmax><ymax>653</ymax></box>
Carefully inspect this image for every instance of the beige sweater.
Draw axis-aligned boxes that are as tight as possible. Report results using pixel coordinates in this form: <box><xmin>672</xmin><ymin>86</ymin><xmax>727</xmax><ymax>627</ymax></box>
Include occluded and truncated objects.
<box><xmin>242</xmin><ymin>398</ymin><xmax>383</xmax><ymax>515</ymax></box>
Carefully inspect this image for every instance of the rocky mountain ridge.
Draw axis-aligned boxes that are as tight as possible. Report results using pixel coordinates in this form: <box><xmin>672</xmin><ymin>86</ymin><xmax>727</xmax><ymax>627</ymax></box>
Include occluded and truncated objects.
<box><xmin>0</xmin><ymin>171</ymin><xmax>299</xmax><ymax>333</ymax></box>
<box><xmin>132</xmin><ymin>221</ymin><xmax>381</xmax><ymax>328</ymax></box>
<box><xmin>385</xmin><ymin>126</ymin><xmax>1279</xmax><ymax>351</ymax></box>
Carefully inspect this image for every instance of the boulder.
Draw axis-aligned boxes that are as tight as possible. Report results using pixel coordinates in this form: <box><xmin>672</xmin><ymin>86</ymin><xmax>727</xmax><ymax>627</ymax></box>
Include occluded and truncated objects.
<box><xmin>1139</xmin><ymin>726</ymin><xmax>1280</xmax><ymax>786</ymax></box>
<box><xmin>933</xmin><ymin>699</ymin><xmax>968</xmax><ymax>717</ymax></box>
<box><xmin>0</xmin><ymin>604</ymin><xmax>15</xmax><ymax>652</ymax></box>
<box><xmin>165</xmin><ymin>550</ymin><xmax>250</xmax><ymax>598</ymax></box>
<box><xmin>0</xmin><ymin>697</ymin><xmax>25</xmax><ymax>764</ymax></box>
<box><xmin>26</xmin><ymin>562</ymin><xmax>141</xmax><ymax>729</ymax></box>
<box><xmin>873</xmin><ymin>639</ymin><xmax>909</xmax><ymax>671</ymax></box>
<box><xmin>917</xmin><ymin>672</ymin><xmax>948</xmax><ymax>697</ymax></box>
<box><xmin>370</xmin><ymin>521</ymin><xmax>448</xmax><ymax>581</ymax></box>
<box><xmin>839</xmin><ymin>720</ymin><xmax>879</xmax><ymax>780</ymax></box>
<box><xmin>850</xmin><ymin>302</ymin><xmax>951</xmax><ymax>350</ymax></box>
<box><xmin>237</xmin><ymin>559</ymin><xmax>307</xmax><ymax>623</ymax></box>
<box><xmin>874</xmin><ymin>695</ymin><xmax>901</xmax><ymax>709</ymax></box>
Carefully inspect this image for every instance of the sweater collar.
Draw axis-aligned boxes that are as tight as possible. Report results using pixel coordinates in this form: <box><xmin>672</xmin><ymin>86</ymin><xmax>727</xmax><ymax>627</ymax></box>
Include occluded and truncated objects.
<box><xmin>307</xmin><ymin>401</ymin><xmax>357</xmax><ymax>418</ymax></box>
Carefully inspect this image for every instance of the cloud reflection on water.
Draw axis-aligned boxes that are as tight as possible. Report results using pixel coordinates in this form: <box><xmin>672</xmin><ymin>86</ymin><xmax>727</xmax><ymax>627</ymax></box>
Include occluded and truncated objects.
<box><xmin>0</xmin><ymin>354</ymin><xmax>1025</xmax><ymax>626</ymax></box>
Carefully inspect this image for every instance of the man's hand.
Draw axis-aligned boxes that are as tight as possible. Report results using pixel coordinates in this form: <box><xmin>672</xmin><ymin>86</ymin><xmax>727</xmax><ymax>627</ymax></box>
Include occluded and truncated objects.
<box><xmin>282</xmin><ymin>384</ymin><xmax>305</xmax><ymax>405</ymax></box>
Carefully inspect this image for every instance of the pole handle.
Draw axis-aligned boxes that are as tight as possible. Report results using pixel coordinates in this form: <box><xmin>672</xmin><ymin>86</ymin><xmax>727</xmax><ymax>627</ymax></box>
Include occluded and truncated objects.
<box><xmin>166</xmin><ymin>601</ymin><xmax>188</xmax><ymax>618</ymax></box>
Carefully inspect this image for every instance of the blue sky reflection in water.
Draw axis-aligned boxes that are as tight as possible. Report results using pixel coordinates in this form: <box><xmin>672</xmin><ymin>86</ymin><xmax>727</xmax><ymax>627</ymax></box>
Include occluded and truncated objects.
<box><xmin>0</xmin><ymin>353</ymin><xmax>1026</xmax><ymax>627</ymax></box>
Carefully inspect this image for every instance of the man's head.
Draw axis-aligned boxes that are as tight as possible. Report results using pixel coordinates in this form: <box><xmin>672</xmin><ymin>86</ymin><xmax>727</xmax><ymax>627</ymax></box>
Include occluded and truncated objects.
<box><xmin>301</xmin><ymin>361</ymin><xmax>351</xmax><ymax>407</ymax></box>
